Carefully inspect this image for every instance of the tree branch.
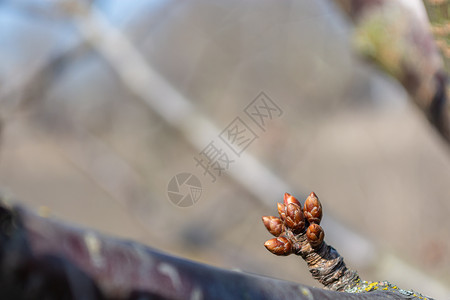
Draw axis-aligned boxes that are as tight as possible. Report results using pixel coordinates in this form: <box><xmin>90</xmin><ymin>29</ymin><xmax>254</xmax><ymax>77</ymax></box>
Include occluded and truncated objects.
<box><xmin>0</xmin><ymin>198</ymin><xmax>432</xmax><ymax>299</ymax></box>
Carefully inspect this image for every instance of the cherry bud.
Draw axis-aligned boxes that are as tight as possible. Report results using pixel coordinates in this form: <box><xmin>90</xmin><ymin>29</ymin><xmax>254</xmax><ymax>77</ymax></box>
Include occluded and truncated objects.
<box><xmin>284</xmin><ymin>203</ymin><xmax>305</xmax><ymax>233</ymax></box>
<box><xmin>303</xmin><ymin>192</ymin><xmax>322</xmax><ymax>224</ymax></box>
<box><xmin>262</xmin><ymin>216</ymin><xmax>284</xmax><ymax>236</ymax></box>
<box><xmin>264</xmin><ymin>236</ymin><xmax>292</xmax><ymax>256</ymax></box>
<box><xmin>284</xmin><ymin>193</ymin><xmax>301</xmax><ymax>206</ymax></box>
<box><xmin>306</xmin><ymin>223</ymin><xmax>324</xmax><ymax>248</ymax></box>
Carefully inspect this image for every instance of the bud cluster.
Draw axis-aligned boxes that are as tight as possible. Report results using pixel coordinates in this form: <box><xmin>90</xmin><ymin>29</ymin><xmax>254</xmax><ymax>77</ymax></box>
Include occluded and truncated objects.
<box><xmin>262</xmin><ymin>192</ymin><xmax>325</xmax><ymax>256</ymax></box>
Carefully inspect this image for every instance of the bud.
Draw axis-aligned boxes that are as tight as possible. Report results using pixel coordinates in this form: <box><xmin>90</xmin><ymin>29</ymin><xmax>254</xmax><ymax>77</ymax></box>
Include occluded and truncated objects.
<box><xmin>262</xmin><ymin>216</ymin><xmax>284</xmax><ymax>236</ymax></box>
<box><xmin>277</xmin><ymin>203</ymin><xmax>286</xmax><ymax>221</ymax></box>
<box><xmin>306</xmin><ymin>223</ymin><xmax>324</xmax><ymax>248</ymax></box>
<box><xmin>264</xmin><ymin>236</ymin><xmax>292</xmax><ymax>256</ymax></box>
<box><xmin>284</xmin><ymin>193</ymin><xmax>301</xmax><ymax>206</ymax></box>
<box><xmin>284</xmin><ymin>203</ymin><xmax>305</xmax><ymax>233</ymax></box>
<box><xmin>303</xmin><ymin>192</ymin><xmax>322</xmax><ymax>224</ymax></box>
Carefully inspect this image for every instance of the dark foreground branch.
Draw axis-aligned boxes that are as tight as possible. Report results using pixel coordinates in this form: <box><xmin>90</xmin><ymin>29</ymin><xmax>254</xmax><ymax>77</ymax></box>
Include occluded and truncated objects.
<box><xmin>0</xmin><ymin>200</ymin><xmax>430</xmax><ymax>299</ymax></box>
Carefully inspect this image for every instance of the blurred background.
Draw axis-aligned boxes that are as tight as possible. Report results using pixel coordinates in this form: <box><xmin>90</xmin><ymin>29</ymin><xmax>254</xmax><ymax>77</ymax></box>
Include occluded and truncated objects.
<box><xmin>0</xmin><ymin>0</ymin><xmax>449</xmax><ymax>298</ymax></box>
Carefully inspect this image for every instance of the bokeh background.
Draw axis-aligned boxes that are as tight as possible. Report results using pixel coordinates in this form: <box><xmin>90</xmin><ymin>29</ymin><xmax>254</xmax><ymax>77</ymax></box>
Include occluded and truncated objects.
<box><xmin>1</xmin><ymin>0</ymin><xmax>449</xmax><ymax>298</ymax></box>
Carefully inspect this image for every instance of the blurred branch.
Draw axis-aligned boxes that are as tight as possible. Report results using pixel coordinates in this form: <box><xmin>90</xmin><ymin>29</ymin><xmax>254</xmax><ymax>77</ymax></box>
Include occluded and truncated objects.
<box><xmin>66</xmin><ymin>1</ymin><xmax>293</xmax><ymax>207</ymax></box>
<box><xmin>62</xmin><ymin>2</ymin><xmax>378</xmax><ymax>269</ymax></box>
<box><xmin>0</xmin><ymin>41</ymin><xmax>90</xmax><ymax>122</ymax></box>
<box><xmin>332</xmin><ymin>0</ymin><xmax>450</xmax><ymax>143</ymax></box>
<box><xmin>0</xmin><ymin>200</ymin><xmax>432</xmax><ymax>299</ymax></box>
<box><xmin>67</xmin><ymin>0</ymin><xmax>363</xmax><ymax>266</ymax></box>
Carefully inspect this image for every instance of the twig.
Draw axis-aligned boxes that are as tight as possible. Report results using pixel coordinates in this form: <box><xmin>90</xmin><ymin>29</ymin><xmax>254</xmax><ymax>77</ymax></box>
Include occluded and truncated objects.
<box><xmin>262</xmin><ymin>192</ymin><xmax>433</xmax><ymax>299</ymax></box>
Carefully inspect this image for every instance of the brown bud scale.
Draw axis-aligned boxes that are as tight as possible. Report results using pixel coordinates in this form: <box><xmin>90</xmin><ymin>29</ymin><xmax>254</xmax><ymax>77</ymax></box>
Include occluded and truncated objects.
<box><xmin>304</xmin><ymin>192</ymin><xmax>322</xmax><ymax>224</ymax></box>
<box><xmin>306</xmin><ymin>223</ymin><xmax>324</xmax><ymax>248</ymax></box>
<box><xmin>284</xmin><ymin>193</ymin><xmax>301</xmax><ymax>206</ymax></box>
<box><xmin>262</xmin><ymin>216</ymin><xmax>284</xmax><ymax>236</ymax></box>
<box><xmin>284</xmin><ymin>203</ymin><xmax>305</xmax><ymax>233</ymax></box>
<box><xmin>264</xmin><ymin>236</ymin><xmax>292</xmax><ymax>256</ymax></box>
<box><xmin>277</xmin><ymin>203</ymin><xmax>286</xmax><ymax>221</ymax></box>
